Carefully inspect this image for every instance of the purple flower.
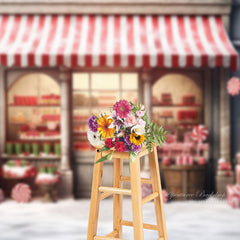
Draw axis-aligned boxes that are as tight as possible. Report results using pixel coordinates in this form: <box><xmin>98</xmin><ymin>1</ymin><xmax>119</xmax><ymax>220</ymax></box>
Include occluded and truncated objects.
<box><xmin>125</xmin><ymin>135</ymin><xmax>131</xmax><ymax>146</ymax></box>
<box><xmin>124</xmin><ymin>145</ymin><xmax>130</xmax><ymax>152</ymax></box>
<box><xmin>88</xmin><ymin>116</ymin><xmax>99</xmax><ymax>132</ymax></box>
<box><xmin>132</xmin><ymin>144</ymin><xmax>141</xmax><ymax>153</ymax></box>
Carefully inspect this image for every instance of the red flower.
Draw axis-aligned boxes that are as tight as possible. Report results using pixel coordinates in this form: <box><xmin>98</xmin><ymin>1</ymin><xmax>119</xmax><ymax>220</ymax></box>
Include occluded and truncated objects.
<box><xmin>115</xmin><ymin>141</ymin><xmax>125</xmax><ymax>152</ymax></box>
<box><xmin>105</xmin><ymin>138</ymin><xmax>115</xmax><ymax>148</ymax></box>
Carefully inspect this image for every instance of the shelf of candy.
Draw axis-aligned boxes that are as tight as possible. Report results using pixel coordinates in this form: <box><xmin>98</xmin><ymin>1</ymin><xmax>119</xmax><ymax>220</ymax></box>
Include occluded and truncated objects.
<box><xmin>159</xmin><ymin>125</ymin><xmax>209</xmax><ymax>166</ymax></box>
<box><xmin>19</xmin><ymin>124</ymin><xmax>60</xmax><ymax>140</ymax></box>
<box><xmin>40</xmin><ymin>94</ymin><xmax>60</xmax><ymax>105</ymax></box>
<box><xmin>160</xmin><ymin>111</ymin><xmax>174</xmax><ymax>118</ymax></box>
<box><xmin>73</xmin><ymin>141</ymin><xmax>93</xmax><ymax>151</ymax></box>
<box><xmin>73</xmin><ymin>93</ymin><xmax>99</xmax><ymax>107</ymax></box>
<box><xmin>73</xmin><ymin>114</ymin><xmax>88</xmax><ymax>120</ymax></box>
<box><xmin>181</xmin><ymin>94</ymin><xmax>195</xmax><ymax>105</ymax></box>
<box><xmin>97</xmin><ymin>95</ymin><xmax>117</xmax><ymax>107</ymax></box>
<box><xmin>73</xmin><ymin>122</ymin><xmax>88</xmax><ymax>134</ymax></box>
<box><xmin>161</xmin><ymin>93</ymin><xmax>172</xmax><ymax>105</ymax></box>
<box><xmin>3</xmin><ymin>141</ymin><xmax>61</xmax><ymax>159</ymax></box>
<box><xmin>9</xmin><ymin>94</ymin><xmax>60</xmax><ymax>106</ymax></box>
<box><xmin>2</xmin><ymin>160</ymin><xmax>37</xmax><ymax>179</ymax></box>
<box><xmin>177</xmin><ymin>110</ymin><xmax>198</xmax><ymax>121</ymax></box>
<box><xmin>11</xmin><ymin>95</ymin><xmax>38</xmax><ymax>106</ymax></box>
<box><xmin>152</xmin><ymin>94</ymin><xmax>201</xmax><ymax>107</ymax></box>
<box><xmin>10</xmin><ymin>111</ymin><xmax>27</xmax><ymax>124</ymax></box>
<box><xmin>35</xmin><ymin>164</ymin><xmax>60</xmax><ymax>185</ymax></box>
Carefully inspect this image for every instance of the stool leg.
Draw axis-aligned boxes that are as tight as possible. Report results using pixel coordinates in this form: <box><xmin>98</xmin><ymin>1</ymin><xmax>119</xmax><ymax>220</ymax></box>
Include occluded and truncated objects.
<box><xmin>130</xmin><ymin>156</ymin><xmax>144</xmax><ymax>240</ymax></box>
<box><xmin>113</xmin><ymin>158</ymin><xmax>123</xmax><ymax>238</ymax></box>
<box><xmin>149</xmin><ymin>147</ymin><xmax>168</xmax><ymax>240</ymax></box>
<box><xmin>87</xmin><ymin>151</ymin><xmax>104</xmax><ymax>240</ymax></box>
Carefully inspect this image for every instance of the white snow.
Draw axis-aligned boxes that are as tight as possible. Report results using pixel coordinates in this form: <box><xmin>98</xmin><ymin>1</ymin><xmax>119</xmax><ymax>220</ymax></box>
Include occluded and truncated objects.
<box><xmin>0</xmin><ymin>197</ymin><xmax>239</xmax><ymax>240</ymax></box>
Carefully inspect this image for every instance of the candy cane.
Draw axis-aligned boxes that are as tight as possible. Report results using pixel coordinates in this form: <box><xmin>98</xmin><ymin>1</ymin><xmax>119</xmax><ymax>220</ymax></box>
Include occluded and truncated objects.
<box><xmin>191</xmin><ymin>125</ymin><xmax>208</xmax><ymax>142</ymax></box>
<box><xmin>11</xmin><ymin>183</ymin><xmax>31</xmax><ymax>203</ymax></box>
<box><xmin>162</xmin><ymin>190</ymin><xmax>168</xmax><ymax>203</ymax></box>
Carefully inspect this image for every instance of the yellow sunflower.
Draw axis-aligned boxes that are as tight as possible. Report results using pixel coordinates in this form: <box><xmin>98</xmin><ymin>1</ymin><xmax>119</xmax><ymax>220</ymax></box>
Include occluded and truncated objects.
<box><xmin>97</xmin><ymin>115</ymin><xmax>115</xmax><ymax>139</ymax></box>
<box><xmin>130</xmin><ymin>132</ymin><xmax>146</xmax><ymax>146</ymax></box>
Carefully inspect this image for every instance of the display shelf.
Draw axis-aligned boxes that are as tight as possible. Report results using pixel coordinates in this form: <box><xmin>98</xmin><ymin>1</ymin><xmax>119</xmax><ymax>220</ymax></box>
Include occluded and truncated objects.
<box><xmin>17</xmin><ymin>137</ymin><xmax>61</xmax><ymax>141</ymax></box>
<box><xmin>152</xmin><ymin>104</ymin><xmax>201</xmax><ymax>107</ymax></box>
<box><xmin>8</xmin><ymin>104</ymin><xmax>60</xmax><ymax>107</ymax></box>
<box><xmin>1</xmin><ymin>153</ymin><xmax>61</xmax><ymax>160</ymax></box>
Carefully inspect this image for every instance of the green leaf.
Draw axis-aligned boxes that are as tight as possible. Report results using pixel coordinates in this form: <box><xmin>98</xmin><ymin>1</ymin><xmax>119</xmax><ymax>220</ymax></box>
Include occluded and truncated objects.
<box><xmin>98</xmin><ymin>145</ymin><xmax>110</xmax><ymax>152</ymax></box>
<box><xmin>129</xmin><ymin>151</ymin><xmax>138</xmax><ymax>163</ymax></box>
<box><xmin>95</xmin><ymin>152</ymin><xmax>113</xmax><ymax>164</ymax></box>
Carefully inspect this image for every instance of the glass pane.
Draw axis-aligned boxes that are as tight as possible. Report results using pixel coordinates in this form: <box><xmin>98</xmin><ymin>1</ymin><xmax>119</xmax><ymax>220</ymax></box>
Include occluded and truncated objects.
<box><xmin>73</xmin><ymin>109</ymin><xmax>90</xmax><ymax>133</ymax></box>
<box><xmin>122</xmin><ymin>73</ymin><xmax>138</xmax><ymax>90</ymax></box>
<box><xmin>73</xmin><ymin>73</ymin><xmax>89</xmax><ymax>90</ymax></box>
<box><xmin>73</xmin><ymin>109</ymin><xmax>91</xmax><ymax>152</ymax></box>
<box><xmin>73</xmin><ymin>92</ymin><xmax>90</xmax><ymax>107</ymax></box>
<box><xmin>91</xmin><ymin>73</ymin><xmax>119</xmax><ymax>90</ymax></box>
<box><xmin>91</xmin><ymin>91</ymin><xmax>119</xmax><ymax>108</ymax></box>
<box><xmin>122</xmin><ymin>91</ymin><xmax>138</xmax><ymax>104</ymax></box>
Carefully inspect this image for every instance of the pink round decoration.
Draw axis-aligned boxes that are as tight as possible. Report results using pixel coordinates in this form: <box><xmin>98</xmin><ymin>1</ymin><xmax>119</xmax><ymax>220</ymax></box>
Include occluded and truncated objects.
<box><xmin>0</xmin><ymin>188</ymin><xmax>4</xmax><ymax>203</ymax></box>
<box><xmin>227</xmin><ymin>77</ymin><xmax>240</xmax><ymax>96</ymax></box>
<box><xmin>198</xmin><ymin>157</ymin><xmax>206</xmax><ymax>165</ymax></box>
<box><xmin>162</xmin><ymin>190</ymin><xmax>168</xmax><ymax>203</ymax></box>
<box><xmin>11</xmin><ymin>183</ymin><xmax>31</xmax><ymax>203</ymax></box>
<box><xmin>191</xmin><ymin>125</ymin><xmax>208</xmax><ymax>142</ymax></box>
<box><xmin>162</xmin><ymin>157</ymin><xmax>171</xmax><ymax>166</ymax></box>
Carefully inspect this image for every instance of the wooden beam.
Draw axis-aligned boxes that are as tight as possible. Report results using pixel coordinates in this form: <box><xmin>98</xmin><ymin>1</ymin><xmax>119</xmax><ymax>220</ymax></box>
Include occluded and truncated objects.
<box><xmin>121</xmin><ymin>220</ymin><xmax>160</xmax><ymax>231</ymax></box>
<box><xmin>120</xmin><ymin>176</ymin><xmax>152</xmax><ymax>185</ymax></box>
<box><xmin>99</xmin><ymin>186</ymin><xmax>132</xmax><ymax>196</ymax></box>
<box><xmin>0</xmin><ymin>0</ymin><xmax>231</xmax><ymax>15</ymax></box>
<box><xmin>142</xmin><ymin>192</ymin><xmax>159</xmax><ymax>205</ymax></box>
<box><xmin>100</xmin><ymin>192</ymin><xmax>113</xmax><ymax>200</ymax></box>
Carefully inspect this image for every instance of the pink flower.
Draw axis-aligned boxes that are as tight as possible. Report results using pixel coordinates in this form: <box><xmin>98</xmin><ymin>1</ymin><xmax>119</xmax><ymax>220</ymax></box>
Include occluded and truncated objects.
<box><xmin>137</xmin><ymin>119</ymin><xmax>146</xmax><ymax>127</ymax></box>
<box><xmin>125</xmin><ymin>113</ymin><xmax>137</xmax><ymax>127</ymax></box>
<box><xmin>227</xmin><ymin>77</ymin><xmax>240</xmax><ymax>96</ymax></box>
<box><xmin>136</xmin><ymin>110</ymin><xmax>145</xmax><ymax>117</ymax></box>
<box><xmin>113</xmin><ymin>100</ymin><xmax>131</xmax><ymax>119</ymax></box>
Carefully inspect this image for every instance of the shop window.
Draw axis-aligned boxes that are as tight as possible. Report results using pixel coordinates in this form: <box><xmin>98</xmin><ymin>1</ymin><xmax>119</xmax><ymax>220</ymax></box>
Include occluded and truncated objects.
<box><xmin>5</xmin><ymin>73</ymin><xmax>61</xmax><ymax>160</ymax></box>
<box><xmin>152</xmin><ymin>73</ymin><xmax>204</xmax><ymax>154</ymax></box>
<box><xmin>72</xmin><ymin>72</ymin><xmax>138</xmax><ymax>152</ymax></box>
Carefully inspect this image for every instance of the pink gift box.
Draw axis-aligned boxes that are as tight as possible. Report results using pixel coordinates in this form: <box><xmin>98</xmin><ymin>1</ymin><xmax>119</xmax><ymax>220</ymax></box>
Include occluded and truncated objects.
<box><xmin>227</xmin><ymin>185</ymin><xmax>240</xmax><ymax>208</ymax></box>
<box><xmin>198</xmin><ymin>157</ymin><xmax>206</xmax><ymax>165</ymax></box>
<box><xmin>188</xmin><ymin>156</ymin><xmax>194</xmax><ymax>165</ymax></box>
<box><xmin>162</xmin><ymin>157</ymin><xmax>171</xmax><ymax>166</ymax></box>
<box><xmin>175</xmin><ymin>156</ymin><xmax>182</xmax><ymax>165</ymax></box>
<box><xmin>219</xmin><ymin>159</ymin><xmax>231</xmax><ymax>171</ymax></box>
<box><xmin>236</xmin><ymin>165</ymin><xmax>240</xmax><ymax>185</ymax></box>
<box><xmin>182</xmin><ymin>156</ymin><xmax>188</xmax><ymax>165</ymax></box>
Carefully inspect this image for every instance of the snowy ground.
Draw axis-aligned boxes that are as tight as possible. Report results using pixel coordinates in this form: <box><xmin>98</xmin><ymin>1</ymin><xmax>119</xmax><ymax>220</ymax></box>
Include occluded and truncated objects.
<box><xmin>0</xmin><ymin>197</ymin><xmax>240</xmax><ymax>240</ymax></box>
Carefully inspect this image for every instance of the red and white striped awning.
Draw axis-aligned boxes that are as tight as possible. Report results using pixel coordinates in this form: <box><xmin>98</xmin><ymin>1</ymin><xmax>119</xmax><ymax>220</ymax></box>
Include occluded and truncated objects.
<box><xmin>0</xmin><ymin>15</ymin><xmax>238</xmax><ymax>70</ymax></box>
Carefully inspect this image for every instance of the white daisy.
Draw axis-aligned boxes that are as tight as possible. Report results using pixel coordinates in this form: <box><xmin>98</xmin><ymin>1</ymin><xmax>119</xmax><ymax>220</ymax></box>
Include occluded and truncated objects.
<box><xmin>131</xmin><ymin>125</ymin><xmax>145</xmax><ymax>135</ymax></box>
<box><xmin>87</xmin><ymin>130</ymin><xmax>103</xmax><ymax>146</ymax></box>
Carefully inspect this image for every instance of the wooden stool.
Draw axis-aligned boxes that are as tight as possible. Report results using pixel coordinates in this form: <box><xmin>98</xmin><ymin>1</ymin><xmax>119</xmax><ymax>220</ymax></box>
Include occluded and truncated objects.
<box><xmin>87</xmin><ymin>146</ymin><xmax>168</xmax><ymax>240</ymax></box>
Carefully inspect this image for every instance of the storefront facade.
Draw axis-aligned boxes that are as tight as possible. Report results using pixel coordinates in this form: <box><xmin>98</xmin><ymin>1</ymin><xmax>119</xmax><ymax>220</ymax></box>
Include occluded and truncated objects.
<box><xmin>0</xmin><ymin>0</ymin><xmax>238</xmax><ymax>197</ymax></box>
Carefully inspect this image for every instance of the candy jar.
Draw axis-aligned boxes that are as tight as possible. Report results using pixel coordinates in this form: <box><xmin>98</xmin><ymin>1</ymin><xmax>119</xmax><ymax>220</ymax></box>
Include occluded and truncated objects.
<box><xmin>6</xmin><ymin>141</ymin><xmax>13</xmax><ymax>156</ymax></box>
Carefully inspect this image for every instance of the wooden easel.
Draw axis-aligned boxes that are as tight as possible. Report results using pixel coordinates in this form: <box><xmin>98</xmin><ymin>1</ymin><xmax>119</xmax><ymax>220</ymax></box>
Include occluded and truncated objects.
<box><xmin>87</xmin><ymin>145</ymin><xmax>168</xmax><ymax>240</ymax></box>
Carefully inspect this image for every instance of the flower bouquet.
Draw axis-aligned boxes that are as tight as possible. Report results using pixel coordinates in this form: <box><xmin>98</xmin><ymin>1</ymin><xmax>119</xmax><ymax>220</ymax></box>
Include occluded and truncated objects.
<box><xmin>87</xmin><ymin>100</ymin><xmax>167</xmax><ymax>163</ymax></box>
